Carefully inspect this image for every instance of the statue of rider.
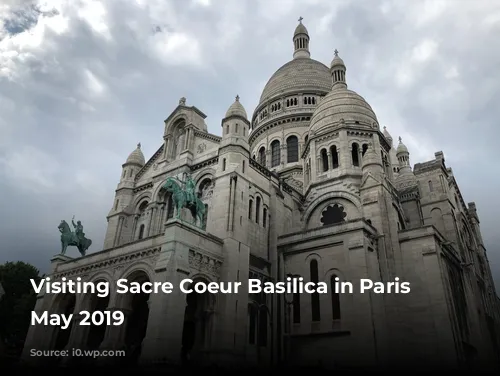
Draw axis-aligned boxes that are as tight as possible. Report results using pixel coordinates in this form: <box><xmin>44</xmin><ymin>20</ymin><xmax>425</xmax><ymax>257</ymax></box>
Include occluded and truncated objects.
<box><xmin>72</xmin><ymin>215</ymin><xmax>85</xmax><ymax>244</ymax></box>
<box><xmin>184</xmin><ymin>173</ymin><xmax>196</xmax><ymax>206</ymax></box>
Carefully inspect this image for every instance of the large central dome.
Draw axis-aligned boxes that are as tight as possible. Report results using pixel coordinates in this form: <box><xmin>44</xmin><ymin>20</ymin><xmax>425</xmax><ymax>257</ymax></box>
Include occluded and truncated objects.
<box><xmin>258</xmin><ymin>57</ymin><xmax>332</xmax><ymax>104</ymax></box>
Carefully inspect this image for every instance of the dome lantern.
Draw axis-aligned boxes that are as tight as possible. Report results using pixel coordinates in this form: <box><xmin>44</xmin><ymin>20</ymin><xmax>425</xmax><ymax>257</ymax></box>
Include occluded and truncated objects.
<box><xmin>293</xmin><ymin>17</ymin><xmax>310</xmax><ymax>59</ymax></box>
<box><xmin>330</xmin><ymin>49</ymin><xmax>347</xmax><ymax>90</ymax></box>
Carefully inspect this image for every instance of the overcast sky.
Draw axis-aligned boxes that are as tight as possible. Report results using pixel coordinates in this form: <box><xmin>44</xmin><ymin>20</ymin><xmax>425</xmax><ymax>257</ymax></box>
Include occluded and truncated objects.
<box><xmin>1</xmin><ymin>0</ymin><xmax>499</xmax><ymax>290</ymax></box>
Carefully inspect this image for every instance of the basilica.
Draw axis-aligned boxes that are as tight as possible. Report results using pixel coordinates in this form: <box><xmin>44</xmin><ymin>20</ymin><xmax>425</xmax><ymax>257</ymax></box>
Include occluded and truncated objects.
<box><xmin>23</xmin><ymin>19</ymin><xmax>500</xmax><ymax>370</ymax></box>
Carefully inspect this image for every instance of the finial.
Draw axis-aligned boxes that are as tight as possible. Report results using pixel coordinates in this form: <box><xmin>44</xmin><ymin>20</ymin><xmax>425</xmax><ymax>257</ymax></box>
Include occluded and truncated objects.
<box><xmin>137</xmin><ymin>142</ymin><xmax>141</xmax><ymax>149</ymax></box>
<box><xmin>235</xmin><ymin>94</ymin><xmax>240</xmax><ymax>102</ymax></box>
<box><xmin>298</xmin><ymin>16</ymin><xmax>303</xmax><ymax>23</ymax></box>
<box><xmin>334</xmin><ymin>49</ymin><xmax>339</xmax><ymax>56</ymax></box>
<box><xmin>383</xmin><ymin>126</ymin><xmax>387</xmax><ymax>130</ymax></box>
<box><xmin>398</xmin><ymin>136</ymin><xmax>402</xmax><ymax>143</ymax></box>
<box><xmin>179</xmin><ymin>97</ymin><xmax>186</xmax><ymax>105</ymax></box>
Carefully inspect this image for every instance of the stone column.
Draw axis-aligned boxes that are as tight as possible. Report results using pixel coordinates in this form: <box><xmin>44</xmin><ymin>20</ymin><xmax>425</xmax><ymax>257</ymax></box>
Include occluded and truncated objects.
<box><xmin>147</xmin><ymin>208</ymin><xmax>155</xmax><ymax>237</ymax></box>
<box><xmin>97</xmin><ymin>307</ymin><xmax>132</xmax><ymax>365</ymax></box>
<box><xmin>56</xmin><ymin>296</ymin><xmax>87</xmax><ymax>365</ymax></box>
<box><xmin>163</xmin><ymin>136</ymin><xmax>170</xmax><ymax>159</ymax></box>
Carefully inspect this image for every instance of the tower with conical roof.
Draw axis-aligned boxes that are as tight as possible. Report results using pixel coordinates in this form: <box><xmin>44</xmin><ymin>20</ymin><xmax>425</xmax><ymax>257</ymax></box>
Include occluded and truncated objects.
<box><xmin>205</xmin><ymin>95</ymin><xmax>252</xmax><ymax>358</ymax></box>
<box><xmin>103</xmin><ymin>143</ymin><xmax>145</xmax><ymax>249</ymax></box>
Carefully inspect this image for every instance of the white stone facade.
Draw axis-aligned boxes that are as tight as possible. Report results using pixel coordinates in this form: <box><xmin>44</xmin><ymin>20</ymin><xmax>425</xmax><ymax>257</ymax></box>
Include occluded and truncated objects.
<box><xmin>23</xmin><ymin>20</ymin><xmax>500</xmax><ymax>371</ymax></box>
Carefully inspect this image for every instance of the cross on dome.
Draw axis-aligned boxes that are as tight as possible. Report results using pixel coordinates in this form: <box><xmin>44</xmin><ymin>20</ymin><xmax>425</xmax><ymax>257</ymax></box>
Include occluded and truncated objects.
<box><xmin>235</xmin><ymin>94</ymin><xmax>240</xmax><ymax>101</ymax></box>
<box><xmin>137</xmin><ymin>142</ymin><xmax>141</xmax><ymax>149</ymax></box>
<box><xmin>399</xmin><ymin>137</ymin><xmax>402</xmax><ymax>143</ymax></box>
<box><xmin>334</xmin><ymin>49</ymin><xmax>339</xmax><ymax>56</ymax></box>
<box><xmin>298</xmin><ymin>16</ymin><xmax>303</xmax><ymax>23</ymax></box>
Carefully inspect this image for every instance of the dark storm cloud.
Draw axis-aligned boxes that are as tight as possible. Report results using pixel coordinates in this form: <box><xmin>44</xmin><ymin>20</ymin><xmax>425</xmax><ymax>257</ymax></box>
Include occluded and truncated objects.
<box><xmin>0</xmin><ymin>0</ymin><xmax>499</xmax><ymax>289</ymax></box>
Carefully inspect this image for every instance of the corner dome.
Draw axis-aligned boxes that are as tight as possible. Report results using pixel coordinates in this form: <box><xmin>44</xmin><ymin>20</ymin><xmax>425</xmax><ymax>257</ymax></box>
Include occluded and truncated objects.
<box><xmin>309</xmin><ymin>86</ymin><xmax>378</xmax><ymax>134</ymax></box>
<box><xmin>126</xmin><ymin>143</ymin><xmax>145</xmax><ymax>166</ymax></box>
<box><xmin>258</xmin><ymin>58</ymin><xmax>331</xmax><ymax>105</ymax></box>
<box><xmin>330</xmin><ymin>54</ymin><xmax>345</xmax><ymax>69</ymax></box>
<box><xmin>225</xmin><ymin>95</ymin><xmax>247</xmax><ymax>119</ymax></box>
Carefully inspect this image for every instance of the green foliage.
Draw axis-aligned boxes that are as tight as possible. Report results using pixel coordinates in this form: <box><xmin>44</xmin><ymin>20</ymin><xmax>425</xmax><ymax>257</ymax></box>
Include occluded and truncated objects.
<box><xmin>0</xmin><ymin>261</ymin><xmax>41</xmax><ymax>353</ymax></box>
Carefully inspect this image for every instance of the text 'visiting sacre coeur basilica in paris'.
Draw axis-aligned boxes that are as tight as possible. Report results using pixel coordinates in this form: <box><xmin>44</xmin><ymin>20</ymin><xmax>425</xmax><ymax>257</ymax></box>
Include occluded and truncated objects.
<box><xmin>23</xmin><ymin>19</ymin><xmax>500</xmax><ymax>370</ymax></box>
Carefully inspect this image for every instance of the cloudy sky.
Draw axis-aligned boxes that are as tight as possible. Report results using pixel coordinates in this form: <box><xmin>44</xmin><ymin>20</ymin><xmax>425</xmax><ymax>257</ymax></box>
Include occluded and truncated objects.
<box><xmin>1</xmin><ymin>0</ymin><xmax>499</xmax><ymax>289</ymax></box>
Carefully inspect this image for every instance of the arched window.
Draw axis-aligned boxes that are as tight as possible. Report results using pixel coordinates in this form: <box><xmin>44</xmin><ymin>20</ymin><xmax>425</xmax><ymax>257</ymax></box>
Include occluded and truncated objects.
<box><xmin>138</xmin><ymin>224</ymin><xmax>145</xmax><ymax>240</ymax></box>
<box><xmin>330</xmin><ymin>145</ymin><xmax>339</xmax><ymax>169</ymax></box>
<box><xmin>263</xmin><ymin>208</ymin><xmax>267</xmax><ymax>228</ymax></box>
<box><xmin>248</xmin><ymin>199</ymin><xmax>253</xmax><ymax>220</ymax></box>
<box><xmin>271</xmin><ymin>140</ymin><xmax>280</xmax><ymax>167</ymax></box>
<box><xmin>293</xmin><ymin>280</ymin><xmax>301</xmax><ymax>323</ymax></box>
<box><xmin>352</xmin><ymin>143</ymin><xmax>360</xmax><ymax>166</ymax></box>
<box><xmin>258</xmin><ymin>306</ymin><xmax>268</xmax><ymax>347</ymax></box>
<box><xmin>310</xmin><ymin>260</ymin><xmax>320</xmax><ymax>321</ymax></box>
<box><xmin>255</xmin><ymin>196</ymin><xmax>261</xmax><ymax>224</ymax></box>
<box><xmin>259</xmin><ymin>147</ymin><xmax>266</xmax><ymax>166</ymax></box>
<box><xmin>286</xmin><ymin>136</ymin><xmax>299</xmax><ymax>163</ymax></box>
<box><xmin>429</xmin><ymin>180</ymin><xmax>434</xmax><ymax>192</ymax></box>
<box><xmin>248</xmin><ymin>304</ymin><xmax>257</xmax><ymax>345</ymax></box>
<box><xmin>321</xmin><ymin>149</ymin><xmax>328</xmax><ymax>171</ymax></box>
<box><xmin>330</xmin><ymin>275</ymin><xmax>341</xmax><ymax>320</ymax></box>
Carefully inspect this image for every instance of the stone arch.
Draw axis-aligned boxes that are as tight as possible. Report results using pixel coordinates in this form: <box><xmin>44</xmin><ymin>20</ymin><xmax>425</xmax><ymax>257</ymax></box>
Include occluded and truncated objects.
<box><xmin>268</xmin><ymin>136</ymin><xmax>282</xmax><ymax>145</ymax></box>
<box><xmin>165</xmin><ymin>114</ymin><xmax>189</xmax><ymax>136</ymax></box>
<box><xmin>132</xmin><ymin>192</ymin><xmax>152</xmax><ymax>211</ymax></box>
<box><xmin>152</xmin><ymin>180</ymin><xmax>171</xmax><ymax>203</ymax></box>
<box><xmin>304</xmin><ymin>199</ymin><xmax>359</xmax><ymax>230</ymax></box>
<box><xmin>303</xmin><ymin>191</ymin><xmax>362</xmax><ymax>225</ymax></box>
<box><xmin>430</xmin><ymin>207</ymin><xmax>445</xmax><ymax>236</ymax></box>
<box><xmin>80</xmin><ymin>271</ymin><xmax>114</xmax><ymax>311</ymax></box>
<box><xmin>348</xmin><ymin>139</ymin><xmax>363</xmax><ymax>148</ymax></box>
<box><xmin>194</xmin><ymin>169</ymin><xmax>215</xmax><ymax>184</ymax></box>
<box><xmin>326</xmin><ymin>140</ymin><xmax>341</xmax><ymax>150</ymax></box>
<box><xmin>324</xmin><ymin>267</ymin><xmax>347</xmax><ymax>282</ymax></box>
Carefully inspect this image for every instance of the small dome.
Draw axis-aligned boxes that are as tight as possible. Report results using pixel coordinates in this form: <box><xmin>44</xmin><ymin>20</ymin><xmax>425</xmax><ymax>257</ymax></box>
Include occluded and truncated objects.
<box><xmin>309</xmin><ymin>86</ymin><xmax>378</xmax><ymax>134</ymax></box>
<box><xmin>294</xmin><ymin>21</ymin><xmax>308</xmax><ymax>37</ymax></box>
<box><xmin>225</xmin><ymin>95</ymin><xmax>247</xmax><ymax>119</ymax></box>
<box><xmin>396</xmin><ymin>137</ymin><xmax>408</xmax><ymax>154</ymax></box>
<box><xmin>330</xmin><ymin>50</ymin><xmax>345</xmax><ymax>69</ymax></box>
<box><xmin>126</xmin><ymin>143</ymin><xmax>145</xmax><ymax>166</ymax></box>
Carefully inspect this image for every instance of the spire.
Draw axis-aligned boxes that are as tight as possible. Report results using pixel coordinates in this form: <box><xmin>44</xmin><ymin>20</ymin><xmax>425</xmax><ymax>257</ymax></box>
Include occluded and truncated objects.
<box><xmin>395</xmin><ymin>137</ymin><xmax>416</xmax><ymax>188</ymax></box>
<box><xmin>293</xmin><ymin>17</ymin><xmax>310</xmax><ymax>59</ymax></box>
<box><xmin>383</xmin><ymin>126</ymin><xmax>393</xmax><ymax>145</ymax></box>
<box><xmin>330</xmin><ymin>48</ymin><xmax>346</xmax><ymax>89</ymax></box>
